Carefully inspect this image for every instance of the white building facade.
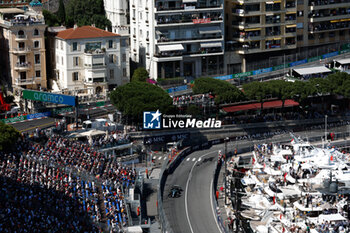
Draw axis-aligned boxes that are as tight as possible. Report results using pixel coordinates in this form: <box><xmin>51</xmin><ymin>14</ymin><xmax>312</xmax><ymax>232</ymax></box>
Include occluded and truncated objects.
<box><xmin>130</xmin><ymin>0</ymin><xmax>224</xmax><ymax>80</ymax></box>
<box><xmin>104</xmin><ymin>0</ymin><xmax>129</xmax><ymax>35</ymax></box>
<box><xmin>55</xmin><ymin>26</ymin><xmax>130</xmax><ymax>95</ymax></box>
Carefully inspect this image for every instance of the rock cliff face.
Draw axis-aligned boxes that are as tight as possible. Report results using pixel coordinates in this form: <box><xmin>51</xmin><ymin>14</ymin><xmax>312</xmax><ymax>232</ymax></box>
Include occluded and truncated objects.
<box><xmin>42</xmin><ymin>0</ymin><xmax>71</xmax><ymax>13</ymax></box>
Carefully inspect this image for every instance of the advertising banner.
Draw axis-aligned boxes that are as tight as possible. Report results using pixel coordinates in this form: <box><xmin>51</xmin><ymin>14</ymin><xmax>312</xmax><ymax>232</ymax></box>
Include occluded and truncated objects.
<box><xmin>233</xmin><ymin>71</ymin><xmax>253</xmax><ymax>79</ymax></box>
<box><xmin>289</xmin><ymin>59</ymin><xmax>307</xmax><ymax>67</ymax></box>
<box><xmin>26</xmin><ymin>111</ymin><xmax>51</xmax><ymax>120</ymax></box>
<box><xmin>307</xmin><ymin>56</ymin><xmax>322</xmax><ymax>63</ymax></box>
<box><xmin>143</xmin><ymin>133</ymin><xmax>190</xmax><ymax>145</ymax></box>
<box><xmin>322</xmin><ymin>51</ymin><xmax>339</xmax><ymax>59</ymax></box>
<box><xmin>1</xmin><ymin>115</ymin><xmax>26</xmax><ymax>124</ymax></box>
<box><xmin>22</xmin><ymin>90</ymin><xmax>76</xmax><ymax>106</ymax></box>
<box><xmin>213</xmin><ymin>75</ymin><xmax>233</xmax><ymax>81</ymax></box>
<box><xmin>167</xmin><ymin>85</ymin><xmax>188</xmax><ymax>93</ymax></box>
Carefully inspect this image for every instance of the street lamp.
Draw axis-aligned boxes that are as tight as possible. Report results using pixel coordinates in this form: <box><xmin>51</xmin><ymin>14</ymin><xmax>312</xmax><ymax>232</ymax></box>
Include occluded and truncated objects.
<box><xmin>325</xmin><ymin>115</ymin><xmax>328</xmax><ymax>148</ymax></box>
<box><xmin>224</xmin><ymin>137</ymin><xmax>229</xmax><ymax>205</ymax></box>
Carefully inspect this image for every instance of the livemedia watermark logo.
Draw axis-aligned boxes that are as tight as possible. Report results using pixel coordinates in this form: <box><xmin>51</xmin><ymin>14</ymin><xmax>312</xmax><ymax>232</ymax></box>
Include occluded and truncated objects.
<box><xmin>143</xmin><ymin>110</ymin><xmax>221</xmax><ymax>129</ymax></box>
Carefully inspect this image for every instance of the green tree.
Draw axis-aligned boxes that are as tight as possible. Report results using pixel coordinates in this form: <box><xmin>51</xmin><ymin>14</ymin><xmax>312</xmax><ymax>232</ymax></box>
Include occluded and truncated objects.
<box><xmin>267</xmin><ymin>80</ymin><xmax>294</xmax><ymax>112</ymax></box>
<box><xmin>186</xmin><ymin>105</ymin><xmax>200</xmax><ymax>117</ymax></box>
<box><xmin>0</xmin><ymin>122</ymin><xmax>20</xmax><ymax>151</ymax></box>
<box><xmin>193</xmin><ymin>77</ymin><xmax>244</xmax><ymax>104</ymax></box>
<box><xmin>110</xmin><ymin>82</ymin><xmax>174</xmax><ymax>124</ymax></box>
<box><xmin>65</xmin><ymin>0</ymin><xmax>111</xmax><ymax>30</ymax></box>
<box><xmin>132</xmin><ymin>67</ymin><xmax>149</xmax><ymax>82</ymax></box>
<box><xmin>42</xmin><ymin>9</ymin><xmax>59</xmax><ymax>27</ymax></box>
<box><xmin>243</xmin><ymin>81</ymin><xmax>269</xmax><ymax>111</ymax></box>
<box><xmin>57</xmin><ymin>0</ymin><xmax>66</xmax><ymax>25</ymax></box>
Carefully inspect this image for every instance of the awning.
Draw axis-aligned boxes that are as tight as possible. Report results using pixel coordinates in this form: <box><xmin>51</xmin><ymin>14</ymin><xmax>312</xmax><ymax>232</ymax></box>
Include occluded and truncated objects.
<box><xmin>293</xmin><ymin>66</ymin><xmax>331</xmax><ymax>76</ymax></box>
<box><xmin>200</xmin><ymin>42</ymin><xmax>222</xmax><ymax>48</ymax></box>
<box><xmin>158</xmin><ymin>44</ymin><xmax>184</xmax><ymax>52</ymax></box>
<box><xmin>244</xmin><ymin>28</ymin><xmax>261</xmax><ymax>32</ymax></box>
<box><xmin>286</xmin><ymin>24</ymin><xmax>296</xmax><ymax>28</ymax></box>
<box><xmin>318</xmin><ymin>214</ymin><xmax>347</xmax><ymax>222</ymax></box>
<box><xmin>199</xmin><ymin>27</ymin><xmax>221</xmax><ymax>34</ymax></box>
<box><xmin>266</xmin><ymin>1</ymin><xmax>274</xmax><ymax>4</ymax></box>
<box><xmin>341</xmin><ymin>18</ymin><xmax>350</xmax><ymax>22</ymax></box>
<box><xmin>273</xmin><ymin>37</ymin><xmax>282</xmax><ymax>40</ymax></box>
<box><xmin>274</xmin><ymin>0</ymin><xmax>281</xmax><ymax>3</ymax></box>
<box><xmin>222</xmin><ymin>99</ymin><xmax>299</xmax><ymax>113</ymax></box>
<box><xmin>286</xmin><ymin>11</ymin><xmax>296</xmax><ymax>14</ymax></box>
<box><xmin>183</xmin><ymin>0</ymin><xmax>197</xmax><ymax>2</ymax></box>
<box><xmin>335</xmin><ymin>58</ymin><xmax>350</xmax><ymax>65</ymax></box>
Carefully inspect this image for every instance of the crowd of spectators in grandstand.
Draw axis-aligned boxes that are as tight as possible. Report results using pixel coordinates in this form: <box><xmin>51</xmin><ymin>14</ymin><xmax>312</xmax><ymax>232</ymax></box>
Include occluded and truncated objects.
<box><xmin>91</xmin><ymin>131</ymin><xmax>130</xmax><ymax>150</ymax></box>
<box><xmin>173</xmin><ymin>94</ymin><xmax>215</xmax><ymax>106</ymax></box>
<box><xmin>0</xmin><ymin>134</ymin><xmax>136</xmax><ymax>232</ymax></box>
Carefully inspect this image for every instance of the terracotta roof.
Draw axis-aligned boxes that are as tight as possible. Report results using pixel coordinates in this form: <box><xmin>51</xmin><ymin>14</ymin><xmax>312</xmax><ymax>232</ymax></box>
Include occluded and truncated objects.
<box><xmin>56</xmin><ymin>26</ymin><xmax>119</xmax><ymax>40</ymax></box>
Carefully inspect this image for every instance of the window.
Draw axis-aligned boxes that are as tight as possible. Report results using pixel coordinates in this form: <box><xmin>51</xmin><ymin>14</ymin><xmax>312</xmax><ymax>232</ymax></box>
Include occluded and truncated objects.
<box><xmin>56</xmin><ymin>55</ymin><xmax>59</xmax><ymax>64</ymax></box>
<box><xmin>33</xmin><ymin>29</ymin><xmax>39</xmax><ymax>36</ymax></box>
<box><xmin>122</xmin><ymin>53</ymin><xmax>126</xmax><ymax>62</ymax></box>
<box><xmin>60</xmin><ymin>41</ymin><xmax>63</xmax><ymax>50</ymax></box>
<box><xmin>123</xmin><ymin>68</ymin><xmax>127</xmax><ymax>77</ymax></box>
<box><xmin>109</xmin><ymin>54</ymin><xmax>113</xmax><ymax>63</ymax></box>
<box><xmin>35</xmin><ymin>54</ymin><xmax>40</xmax><ymax>64</ymax></box>
<box><xmin>61</xmin><ymin>57</ymin><xmax>64</xmax><ymax>65</ymax></box>
<box><xmin>108</xmin><ymin>40</ymin><xmax>113</xmax><ymax>48</ymax></box>
<box><xmin>110</xmin><ymin>69</ymin><xmax>114</xmax><ymax>79</ymax></box>
<box><xmin>73</xmin><ymin>57</ymin><xmax>79</xmax><ymax>66</ymax></box>
<box><xmin>18</xmin><ymin>42</ymin><xmax>25</xmax><ymax>49</ymax></box>
<box><xmin>18</xmin><ymin>30</ymin><xmax>24</xmax><ymax>38</ymax></box>
<box><xmin>72</xmin><ymin>42</ymin><xmax>77</xmax><ymax>51</ymax></box>
<box><xmin>297</xmin><ymin>11</ymin><xmax>303</xmax><ymax>17</ymax></box>
<box><xmin>35</xmin><ymin>70</ymin><xmax>41</xmax><ymax>78</ymax></box>
<box><xmin>72</xmin><ymin>72</ymin><xmax>79</xmax><ymax>81</ymax></box>
<box><xmin>34</xmin><ymin>41</ymin><xmax>39</xmax><ymax>48</ymax></box>
<box><xmin>297</xmin><ymin>35</ymin><xmax>303</xmax><ymax>41</ymax></box>
<box><xmin>308</xmin><ymin>34</ymin><xmax>315</xmax><ymax>40</ymax></box>
<box><xmin>121</xmin><ymin>39</ymin><xmax>127</xmax><ymax>47</ymax></box>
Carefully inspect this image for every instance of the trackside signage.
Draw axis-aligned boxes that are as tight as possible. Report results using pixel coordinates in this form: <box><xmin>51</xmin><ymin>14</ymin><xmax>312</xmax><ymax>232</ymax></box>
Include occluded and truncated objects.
<box><xmin>22</xmin><ymin>90</ymin><xmax>76</xmax><ymax>106</ymax></box>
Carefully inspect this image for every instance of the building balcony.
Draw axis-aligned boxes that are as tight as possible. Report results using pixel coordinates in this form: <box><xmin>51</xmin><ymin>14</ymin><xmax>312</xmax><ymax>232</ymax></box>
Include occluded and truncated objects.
<box><xmin>234</xmin><ymin>35</ymin><xmax>262</xmax><ymax>42</ymax></box>
<box><xmin>232</xmin><ymin>0</ymin><xmax>262</xmax><ymax>3</ymax></box>
<box><xmin>15</xmin><ymin>35</ymin><xmax>28</xmax><ymax>41</ymax></box>
<box><xmin>309</xmin><ymin>0</ymin><xmax>350</xmax><ymax>10</ymax></box>
<box><xmin>232</xmin><ymin>9</ymin><xmax>261</xmax><ymax>16</ymax></box>
<box><xmin>157</xmin><ymin>35</ymin><xmax>223</xmax><ymax>44</ymax></box>
<box><xmin>237</xmin><ymin>47</ymin><xmax>262</xmax><ymax>54</ymax></box>
<box><xmin>84</xmin><ymin>63</ymin><xmax>106</xmax><ymax>69</ymax></box>
<box><xmin>285</xmin><ymin>44</ymin><xmax>297</xmax><ymax>49</ymax></box>
<box><xmin>309</xmin><ymin>14</ymin><xmax>350</xmax><ymax>23</ymax></box>
<box><xmin>11</xmin><ymin>47</ymin><xmax>31</xmax><ymax>54</ymax></box>
<box><xmin>154</xmin><ymin>49</ymin><xmax>223</xmax><ymax>58</ymax></box>
<box><xmin>285</xmin><ymin>32</ymin><xmax>297</xmax><ymax>37</ymax></box>
<box><xmin>85</xmin><ymin>77</ymin><xmax>107</xmax><ymax>84</ymax></box>
<box><xmin>155</xmin><ymin>4</ymin><xmax>223</xmax><ymax>13</ymax></box>
<box><xmin>156</xmin><ymin>16</ymin><xmax>223</xmax><ymax>27</ymax></box>
<box><xmin>1</xmin><ymin>18</ymin><xmax>45</xmax><ymax>28</ymax></box>
<box><xmin>15</xmin><ymin>77</ymin><xmax>34</xmax><ymax>85</ymax></box>
<box><xmin>14</xmin><ymin>62</ymin><xmax>31</xmax><ymax>70</ymax></box>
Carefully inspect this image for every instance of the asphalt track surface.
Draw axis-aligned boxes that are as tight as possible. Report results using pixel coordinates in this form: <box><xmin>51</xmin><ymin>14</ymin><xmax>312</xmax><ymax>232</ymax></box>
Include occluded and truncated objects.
<box><xmin>162</xmin><ymin>125</ymin><xmax>350</xmax><ymax>233</ymax></box>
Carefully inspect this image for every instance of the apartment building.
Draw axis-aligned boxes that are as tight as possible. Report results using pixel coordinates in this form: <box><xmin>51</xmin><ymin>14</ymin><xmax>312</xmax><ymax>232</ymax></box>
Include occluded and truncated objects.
<box><xmin>55</xmin><ymin>25</ymin><xmax>130</xmax><ymax>96</ymax></box>
<box><xmin>104</xmin><ymin>0</ymin><xmax>130</xmax><ymax>35</ymax></box>
<box><xmin>0</xmin><ymin>0</ymin><xmax>28</xmax><ymax>8</ymax></box>
<box><xmin>0</xmin><ymin>3</ymin><xmax>47</xmax><ymax>93</ymax></box>
<box><xmin>226</xmin><ymin>0</ymin><xmax>350</xmax><ymax>73</ymax></box>
<box><xmin>130</xmin><ymin>0</ymin><xmax>225</xmax><ymax>80</ymax></box>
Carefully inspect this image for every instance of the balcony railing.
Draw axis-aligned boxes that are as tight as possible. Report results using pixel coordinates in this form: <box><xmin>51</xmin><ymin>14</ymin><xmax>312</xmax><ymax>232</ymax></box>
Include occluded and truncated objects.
<box><xmin>12</xmin><ymin>47</ymin><xmax>30</xmax><ymax>53</ymax></box>
<box><xmin>154</xmin><ymin>49</ymin><xmax>223</xmax><ymax>58</ymax></box>
<box><xmin>309</xmin><ymin>0</ymin><xmax>350</xmax><ymax>6</ymax></box>
<box><xmin>6</xmin><ymin>18</ymin><xmax>45</xmax><ymax>27</ymax></box>
<box><xmin>157</xmin><ymin>35</ymin><xmax>222</xmax><ymax>43</ymax></box>
<box><xmin>309</xmin><ymin>21</ymin><xmax>350</xmax><ymax>32</ymax></box>
<box><xmin>15</xmin><ymin>62</ymin><xmax>31</xmax><ymax>69</ymax></box>
<box><xmin>157</xmin><ymin>15</ymin><xmax>223</xmax><ymax>25</ymax></box>
<box><xmin>156</xmin><ymin>4</ymin><xmax>222</xmax><ymax>12</ymax></box>
<box><xmin>15</xmin><ymin>77</ymin><xmax>34</xmax><ymax>85</ymax></box>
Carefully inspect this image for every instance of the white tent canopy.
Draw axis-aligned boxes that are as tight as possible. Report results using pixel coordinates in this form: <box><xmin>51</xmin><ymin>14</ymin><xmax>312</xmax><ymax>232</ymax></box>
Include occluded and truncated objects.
<box><xmin>158</xmin><ymin>44</ymin><xmax>184</xmax><ymax>52</ymax></box>
<box><xmin>293</xmin><ymin>66</ymin><xmax>331</xmax><ymax>76</ymax></box>
<box><xmin>318</xmin><ymin>213</ymin><xmax>347</xmax><ymax>222</ymax></box>
<box><xmin>199</xmin><ymin>27</ymin><xmax>221</xmax><ymax>34</ymax></box>
<box><xmin>335</xmin><ymin>58</ymin><xmax>350</xmax><ymax>65</ymax></box>
<box><xmin>183</xmin><ymin>0</ymin><xmax>197</xmax><ymax>2</ymax></box>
